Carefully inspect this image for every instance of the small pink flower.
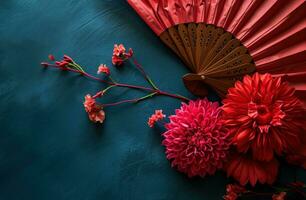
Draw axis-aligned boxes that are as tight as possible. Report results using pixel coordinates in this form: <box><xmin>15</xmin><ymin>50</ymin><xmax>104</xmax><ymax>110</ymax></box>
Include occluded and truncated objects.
<box><xmin>272</xmin><ymin>192</ymin><xmax>286</xmax><ymax>200</ymax></box>
<box><xmin>126</xmin><ymin>48</ymin><xmax>133</xmax><ymax>58</ymax></box>
<box><xmin>226</xmin><ymin>184</ymin><xmax>246</xmax><ymax>194</ymax></box>
<box><xmin>223</xmin><ymin>184</ymin><xmax>246</xmax><ymax>200</ymax></box>
<box><xmin>223</xmin><ymin>192</ymin><xmax>238</xmax><ymax>200</ymax></box>
<box><xmin>112</xmin><ymin>44</ymin><xmax>133</xmax><ymax>66</ymax></box>
<box><xmin>148</xmin><ymin>110</ymin><xmax>165</xmax><ymax>128</ymax></box>
<box><xmin>84</xmin><ymin>95</ymin><xmax>96</xmax><ymax>113</ymax></box>
<box><xmin>97</xmin><ymin>64</ymin><xmax>110</xmax><ymax>75</ymax></box>
<box><xmin>113</xmin><ymin>44</ymin><xmax>126</xmax><ymax>57</ymax></box>
<box><xmin>48</xmin><ymin>54</ymin><xmax>55</xmax><ymax>61</ymax></box>
<box><xmin>83</xmin><ymin>95</ymin><xmax>105</xmax><ymax>123</ymax></box>
<box><xmin>63</xmin><ymin>55</ymin><xmax>74</xmax><ymax>63</ymax></box>
<box><xmin>112</xmin><ymin>56</ymin><xmax>124</xmax><ymax>66</ymax></box>
<box><xmin>88</xmin><ymin>108</ymin><xmax>105</xmax><ymax>123</ymax></box>
<box><xmin>55</xmin><ymin>61</ymin><xmax>69</xmax><ymax>68</ymax></box>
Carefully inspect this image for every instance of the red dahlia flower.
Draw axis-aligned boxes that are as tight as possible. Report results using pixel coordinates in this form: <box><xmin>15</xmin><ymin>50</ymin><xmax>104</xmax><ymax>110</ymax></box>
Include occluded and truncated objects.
<box><xmin>163</xmin><ymin>99</ymin><xmax>230</xmax><ymax>177</ymax></box>
<box><xmin>222</xmin><ymin>73</ymin><xmax>305</xmax><ymax>161</ymax></box>
<box><xmin>225</xmin><ymin>153</ymin><xmax>279</xmax><ymax>186</ymax></box>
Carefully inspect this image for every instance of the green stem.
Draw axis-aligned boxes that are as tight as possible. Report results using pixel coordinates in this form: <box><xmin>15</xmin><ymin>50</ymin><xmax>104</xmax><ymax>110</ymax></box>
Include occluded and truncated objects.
<box><xmin>103</xmin><ymin>85</ymin><xmax>116</xmax><ymax>93</ymax></box>
<box><xmin>109</xmin><ymin>76</ymin><xmax>117</xmax><ymax>84</ymax></box>
<box><xmin>135</xmin><ymin>92</ymin><xmax>158</xmax><ymax>102</ymax></box>
<box><xmin>147</xmin><ymin>76</ymin><xmax>159</xmax><ymax>90</ymax></box>
<box><xmin>72</xmin><ymin>62</ymin><xmax>85</xmax><ymax>72</ymax></box>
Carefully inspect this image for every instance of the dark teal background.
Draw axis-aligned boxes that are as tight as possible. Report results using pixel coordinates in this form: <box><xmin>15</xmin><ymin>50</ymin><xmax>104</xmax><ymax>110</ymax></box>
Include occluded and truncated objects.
<box><xmin>0</xmin><ymin>0</ymin><xmax>305</xmax><ymax>199</ymax></box>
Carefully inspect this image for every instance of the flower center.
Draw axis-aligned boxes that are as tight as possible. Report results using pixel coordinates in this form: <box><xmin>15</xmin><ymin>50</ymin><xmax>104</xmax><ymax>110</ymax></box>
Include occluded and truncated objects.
<box><xmin>248</xmin><ymin>102</ymin><xmax>285</xmax><ymax>134</ymax></box>
<box><xmin>255</xmin><ymin>105</ymin><xmax>273</xmax><ymax>125</ymax></box>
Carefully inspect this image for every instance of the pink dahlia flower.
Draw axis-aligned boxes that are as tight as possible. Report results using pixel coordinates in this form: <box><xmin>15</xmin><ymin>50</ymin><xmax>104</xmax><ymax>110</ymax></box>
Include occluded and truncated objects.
<box><xmin>163</xmin><ymin>99</ymin><xmax>230</xmax><ymax>177</ymax></box>
<box><xmin>83</xmin><ymin>95</ymin><xmax>105</xmax><ymax>123</ymax></box>
<box><xmin>222</xmin><ymin>73</ymin><xmax>305</xmax><ymax>161</ymax></box>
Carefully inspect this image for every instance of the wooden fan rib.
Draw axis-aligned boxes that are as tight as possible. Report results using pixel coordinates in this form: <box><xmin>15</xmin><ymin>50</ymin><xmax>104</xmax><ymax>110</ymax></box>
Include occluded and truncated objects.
<box><xmin>178</xmin><ymin>24</ymin><xmax>196</xmax><ymax>70</ymax></box>
<box><xmin>201</xmin><ymin>32</ymin><xmax>233</xmax><ymax>69</ymax></box>
<box><xmin>195</xmin><ymin>23</ymin><xmax>208</xmax><ymax>71</ymax></box>
<box><xmin>187</xmin><ymin>23</ymin><xmax>197</xmax><ymax>65</ymax></box>
<box><xmin>205</xmin><ymin>63</ymin><xmax>256</xmax><ymax>78</ymax></box>
<box><xmin>159</xmin><ymin>31</ymin><xmax>182</xmax><ymax>58</ymax></box>
<box><xmin>205</xmin><ymin>38</ymin><xmax>242</xmax><ymax>68</ymax></box>
<box><xmin>199</xmin><ymin>26</ymin><xmax>224</xmax><ymax>72</ymax></box>
<box><xmin>205</xmin><ymin>54</ymin><xmax>253</xmax><ymax>75</ymax></box>
<box><xmin>205</xmin><ymin>46</ymin><xmax>249</xmax><ymax>73</ymax></box>
<box><xmin>167</xmin><ymin>26</ymin><xmax>193</xmax><ymax>69</ymax></box>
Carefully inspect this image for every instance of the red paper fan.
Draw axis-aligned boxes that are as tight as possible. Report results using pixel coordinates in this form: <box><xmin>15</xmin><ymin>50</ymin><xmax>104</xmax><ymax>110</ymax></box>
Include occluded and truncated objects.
<box><xmin>128</xmin><ymin>0</ymin><xmax>306</xmax><ymax>100</ymax></box>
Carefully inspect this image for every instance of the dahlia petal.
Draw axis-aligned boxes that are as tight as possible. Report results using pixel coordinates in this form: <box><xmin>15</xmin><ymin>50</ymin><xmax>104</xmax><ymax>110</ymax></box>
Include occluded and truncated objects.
<box><xmin>235</xmin><ymin>129</ymin><xmax>252</xmax><ymax>153</ymax></box>
<box><xmin>249</xmin><ymin>165</ymin><xmax>257</xmax><ymax>187</ymax></box>
<box><xmin>225</xmin><ymin>153</ymin><xmax>279</xmax><ymax>186</ymax></box>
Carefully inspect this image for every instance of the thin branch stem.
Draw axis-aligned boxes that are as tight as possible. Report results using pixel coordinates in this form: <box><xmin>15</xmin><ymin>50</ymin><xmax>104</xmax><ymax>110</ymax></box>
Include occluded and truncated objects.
<box><xmin>131</xmin><ymin>57</ymin><xmax>159</xmax><ymax>90</ymax></box>
<box><xmin>43</xmin><ymin>64</ymin><xmax>190</xmax><ymax>102</ymax></box>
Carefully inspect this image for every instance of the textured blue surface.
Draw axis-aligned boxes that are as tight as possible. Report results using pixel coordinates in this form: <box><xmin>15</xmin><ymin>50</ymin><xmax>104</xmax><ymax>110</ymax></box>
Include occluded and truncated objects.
<box><xmin>0</xmin><ymin>0</ymin><xmax>305</xmax><ymax>200</ymax></box>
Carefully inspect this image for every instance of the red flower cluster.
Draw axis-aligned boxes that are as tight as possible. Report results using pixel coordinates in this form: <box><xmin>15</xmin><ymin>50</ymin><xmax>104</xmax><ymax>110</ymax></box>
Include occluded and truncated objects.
<box><xmin>272</xmin><ymin>192</ymin><xmax>286</xmax><ymax>200</ymax></box>
<box><xmin>163</xmin><ymin>99</ymin><xmax>231</xmax><ymax>177</ymax></box>
<box><xmin>83</xmin><ymin>95</ymin><xmax>105</xmax><ymax>123</ymax></box>
<box><xmin>41</xmin><ymin>54</ymin><xmax>75</xmax><ymax>70</ymax></box>
<box><xmin>97</xmin><ymin>64</ymin><xmax>110</xmax><ymax>75</ymax></box>
<box><xmin>222</xmin><ymin>73</ymin><xmax>306</xmax><ymax>186</ymax></box>
<box><xmin>112</xmin><ymin>44</ymin><xmax>133</xmax><ymax>66</ymax></box>
<box><xmin>147</xmin><ymin>110</ymin><xmax>165</xmax><ymax>127</ymax></box>
<box><xmin>223</xmin><ymin>184</ymin><xmax>246</xmax><ymax>200</ymax></box>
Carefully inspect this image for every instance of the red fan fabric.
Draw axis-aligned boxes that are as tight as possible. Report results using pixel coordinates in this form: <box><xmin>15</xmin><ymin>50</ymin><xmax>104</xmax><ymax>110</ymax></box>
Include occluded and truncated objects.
<box><xmin>127</xmin><ymin>0</ymin><xmax>306</xmax><ymax>103</ymax></box>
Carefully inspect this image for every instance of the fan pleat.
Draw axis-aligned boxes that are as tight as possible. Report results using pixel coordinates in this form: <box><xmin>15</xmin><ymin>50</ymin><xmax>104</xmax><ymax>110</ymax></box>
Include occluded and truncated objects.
<box><xmin>253</xmin><ymin>29</ymin><xmax>306</xmax><ymax>61</ymax></box>
<box><xmin>128</xmin><ymin>0</ymin><xmax>164</xmax><ymax>35</ymax></box>
<box><xmin>256</xmin><ymin>51</ymin><xmax>306</xmax><ymax>71</ymax></box>
<box><xmin>226</xmin><ymin>0</ymin><xmax>259</xmax><ymax>34</ymax></box>
<box><xmin>250</xmin><ymin>23</ymin><xmax>305</xmax><ymax>58</ymax></box>
<box><xmin>237</xmin><ymin>0</ymin><xmax>279</xmax><ymax>42</ymax></box>
<box><xmin>244</xmin><ymin>0</ymin><xmax>305</xmax><ymax>49</ymax></box>
<box><xmin>222</xmin><ymin>0</ymin><xmax>243</xmax><ymax>31</ymax></box>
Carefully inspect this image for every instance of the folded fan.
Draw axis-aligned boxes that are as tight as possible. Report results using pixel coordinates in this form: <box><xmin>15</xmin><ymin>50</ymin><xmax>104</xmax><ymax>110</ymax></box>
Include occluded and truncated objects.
<box><xmin>127</xmin><ymin>0</ymin><xmax>306</xmax><ymax>100</ymax></box>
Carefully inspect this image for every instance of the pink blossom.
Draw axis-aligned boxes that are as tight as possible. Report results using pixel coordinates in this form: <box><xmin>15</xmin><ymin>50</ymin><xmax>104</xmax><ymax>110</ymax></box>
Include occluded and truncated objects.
<box><xmin>272</xmin><ymin>192</ymin><xmax>286</xmax><ymax>200</ymax></box>
<box><xmin>83</xmin><ymin>95</ymin><xmax>105</xmax><ymax>123</ymax></box>
<box><xmin>48</xmin><ymin>54</ymin><xmax>55</xmax><ymax>61</ymax></box>
<box><xmin>223</xmin><ymin>184</ymin><xmax>246</xmax><ymax>200</ymax></box>
<box><xmin>148</xmin><ymin>110</ymin><xmax>165</xmax><ymax>127</ymax></box>
<box><xmin>112</xmin><ymin>55</ymin><xmax>124</xmax><ymax>66</ymax></box>
<box><xmin>113</xmin><ymin>44</ymin><xmax>126</xmax><ymax>57</ymax></box>
<box><xmin>97</xmin><ymin>64</ymin><xmax>110</xmax><ymax>75</ymax></box>
<box><xmin>112</xmin><ymin>44</ymin><xmax>133</xmax><ymax>66</ymax></box>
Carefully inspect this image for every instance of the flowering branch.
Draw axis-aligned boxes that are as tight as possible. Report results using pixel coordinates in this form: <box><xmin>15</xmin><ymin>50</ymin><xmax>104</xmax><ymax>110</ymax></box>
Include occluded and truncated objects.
<box><xmin>223</xmin><ymin>182</ymin><xmax>306</xmax><ymax>200</ymax></box>
<box><xmin>41</xmin><ymin>44</ymin><xmax>189</xmax><ymax>123</ymax></box>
